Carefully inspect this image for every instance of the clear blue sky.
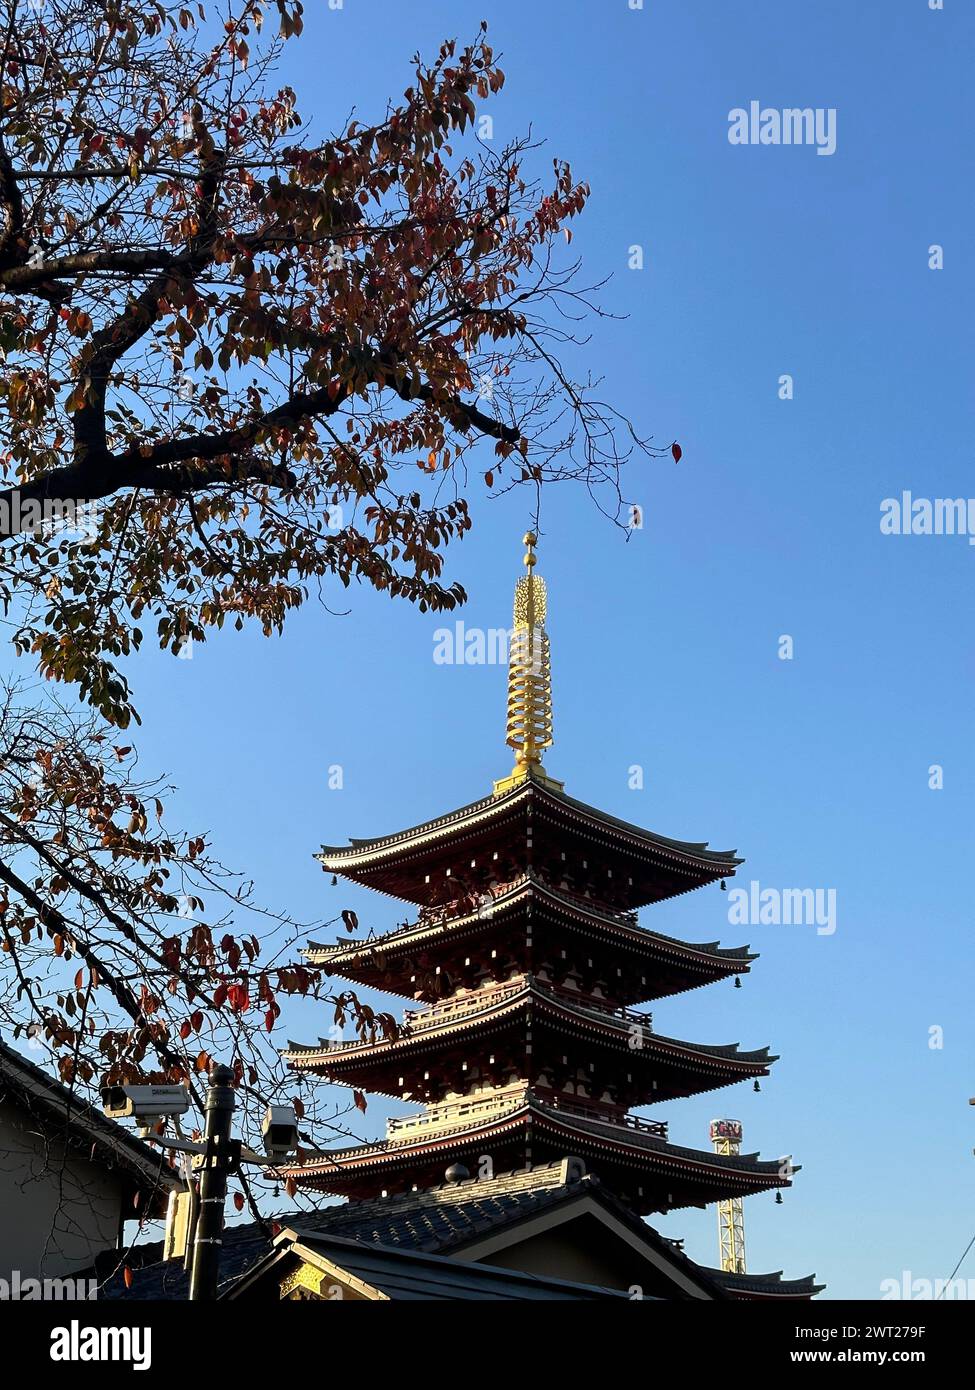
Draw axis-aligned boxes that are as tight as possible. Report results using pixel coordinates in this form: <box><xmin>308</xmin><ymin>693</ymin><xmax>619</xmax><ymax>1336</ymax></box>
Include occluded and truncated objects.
<box><xmin>62</xmin><ymin>1</ymin><xmax>973</xmax><ymax>1298</ymax></box>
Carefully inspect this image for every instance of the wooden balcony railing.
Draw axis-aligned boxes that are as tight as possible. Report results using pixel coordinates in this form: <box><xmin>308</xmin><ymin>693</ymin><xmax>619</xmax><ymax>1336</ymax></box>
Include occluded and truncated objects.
<box><xmin>401</xmin><ymin>978</ymin><xmax>653</xmax><ymax>1035</ymax></box>
<box><xmin>385</xmin><ymin>1085</ymin><xmax>668</xmax><ymax>1144</ymax></box>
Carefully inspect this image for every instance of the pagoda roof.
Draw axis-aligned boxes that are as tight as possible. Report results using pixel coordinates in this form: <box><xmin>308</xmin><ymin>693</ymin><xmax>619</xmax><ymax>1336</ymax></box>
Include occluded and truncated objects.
<box><xmin>702</xmin><ymin>1267</ymin><xmax>826</xmax><ymax>1300</ymax></box>
<box><xmin>283</xmin><ymin>1089</ymin><xmax>793</xmax><ymax>1213</ymax></box>
<box><xmin>304</xmin><ymin>874</ymin><xmax>755</xmax><ymax>1000</ymax></box>
<box><xmin>284</xmin><ymin>978</ymin><xmax>775</xmax><ymax>1101</ymax></box>
<box><xmin>317</xmin><ymin>771</ymin><xmax>741</xmax><ymax>907</ymax></box>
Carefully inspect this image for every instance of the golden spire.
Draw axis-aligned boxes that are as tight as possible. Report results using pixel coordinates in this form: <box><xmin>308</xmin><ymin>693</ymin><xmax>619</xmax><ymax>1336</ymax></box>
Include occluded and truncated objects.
<box><xmin>493</xmin><ymin>532</ymin><xmax>564</xmax><ymax>796</ymax></box>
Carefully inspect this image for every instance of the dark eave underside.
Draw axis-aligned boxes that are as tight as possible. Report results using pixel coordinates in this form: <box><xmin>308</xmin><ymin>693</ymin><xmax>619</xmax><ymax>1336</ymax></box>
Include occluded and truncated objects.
<box><xmin>284</xmin><ymin>986</ymin><xmax>776</xmax><ymax>1087</ymax></box>
<box><xmin>303</xmin><ymin>877</ymin><xmax>755</xmax><ymax>997</ymax></box>
<box><xmin>285</xmin><ymin>1101</ymin><xmax>792</xmax><ymax>1208</ymax></box>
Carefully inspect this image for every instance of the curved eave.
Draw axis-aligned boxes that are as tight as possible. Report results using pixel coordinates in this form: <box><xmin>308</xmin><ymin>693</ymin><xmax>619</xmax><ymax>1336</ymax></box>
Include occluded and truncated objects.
<box><xmin>284</xmin><ymin>987</ymin><xmax>775</xmax><ymax>1098</ymax></box>
<box><xmin>704</xmin><ymin>1268</ymin><xmax>825</xmax><ymax>1299</ymax></box>
<box><xmin>303</xmin><ymin>876</ymin><xmax>755</xmax><ymax>999</ymax></box>
<box><xmin>317</xmin><ymin>775</ymin><xmax>741</xmax><ymax>890</ymax></box>
<box><xmin>284</xmin><ymin>1101</ymin><xmax>792</xmax><ymax>1207</ymax></box>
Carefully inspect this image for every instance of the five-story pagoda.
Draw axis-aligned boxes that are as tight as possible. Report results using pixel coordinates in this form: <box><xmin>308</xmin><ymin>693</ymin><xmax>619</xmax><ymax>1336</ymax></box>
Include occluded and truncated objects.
<box><xmin>284</xmin><ymin>536</ymin><xmax>793</xmax><ymax>1218</ymax></box>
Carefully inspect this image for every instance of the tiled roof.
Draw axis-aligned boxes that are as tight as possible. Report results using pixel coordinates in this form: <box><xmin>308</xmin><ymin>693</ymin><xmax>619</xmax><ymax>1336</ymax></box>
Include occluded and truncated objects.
<box><xmin>103</xmin><ymin>1161</ymin><xmax>821</xmax><ymax>1301</ymax></box>
<box><xmin>704</xmin><ymin>1267</ymin><xmax>826</xmax><ymax>1298</ymax></box>
<box><xmin>304</xmin><ymin>876</ymin><xmax>755</xmax><ymax>969</ymax></box>
<box><xmin>288</xmin><ymin>1097</ymin><xmax>794</xmax><ymax>1197</ymax></box>
<box><xmin>286</xmin><ymin>979</ymin><xmax>776</xmax><ymax>1075</ymax></box>
<box><xmin>103</xmin><ymin>1161</ymin><xmax>733</xmax><ymax>1301</ymax></box>
<box><xmin>318</xmin><ymin>773</ymin><xmax>741</xmax><ymax>870</ymax></box>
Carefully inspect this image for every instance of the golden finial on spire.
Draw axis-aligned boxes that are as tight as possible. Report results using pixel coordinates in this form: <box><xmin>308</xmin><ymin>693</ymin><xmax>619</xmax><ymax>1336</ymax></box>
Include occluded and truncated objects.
<box><xmin>493</xmin><ymin>532</ymin><xmax>563</xmax><ymax>796</ymax></box>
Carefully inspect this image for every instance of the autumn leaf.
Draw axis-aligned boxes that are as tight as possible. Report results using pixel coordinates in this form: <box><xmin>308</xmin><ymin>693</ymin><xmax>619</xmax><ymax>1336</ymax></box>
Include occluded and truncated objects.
<box><xmin>671</xmin><ymin>442</ymin><xmax>682</xmax><ymax>464</ymax></box>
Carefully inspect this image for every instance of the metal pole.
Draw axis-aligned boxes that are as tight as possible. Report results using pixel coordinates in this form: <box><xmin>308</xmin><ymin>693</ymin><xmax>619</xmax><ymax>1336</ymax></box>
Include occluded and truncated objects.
<box><xmin>189</xmin><ymin>1064</ymin><xmax>237</xmax><ymax>1301</ymax></box>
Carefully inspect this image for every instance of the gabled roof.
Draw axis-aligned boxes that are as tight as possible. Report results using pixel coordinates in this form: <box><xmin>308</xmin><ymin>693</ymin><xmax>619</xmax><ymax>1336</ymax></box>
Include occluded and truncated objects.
<box><xmin>227</xmin><ymin>1228</ymin><xmax>634</xmax><ymax>1301</ymax></box>
<box><xmin>0</xmin><ymin>1035</ymin><xmax>180</xmax><ymax>1213</ymax></box>
<box><xmin>291</xmin><ymin>1160</ymin><xmax>723</xmax><ymax>1298</ymax></box>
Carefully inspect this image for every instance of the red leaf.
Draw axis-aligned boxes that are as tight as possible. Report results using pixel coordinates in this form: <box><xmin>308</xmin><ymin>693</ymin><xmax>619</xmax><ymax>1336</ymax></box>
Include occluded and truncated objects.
<box><xmin>353</xmin><ymin>1090</ymin><xmax>367</xmax><ymax>1114</ymax></box>
<box><xmin>227</xmin><ymin>984</ymin><xmax>250</xmax><ymax>1013</ymax></box>
<box><xmin>233</xmin><ymin>1192</ymin><xmax>245</xmax><ymax>1213</ymax></box>
<box><xmin>123</xmin><ymin>1266</ymin><xmax>133</xmax><ymax>1289</ymax></box>
<box><xmin>671</xmin><ymin>442</ymin><xmax>682</xmax><ymax>464</ymax></box>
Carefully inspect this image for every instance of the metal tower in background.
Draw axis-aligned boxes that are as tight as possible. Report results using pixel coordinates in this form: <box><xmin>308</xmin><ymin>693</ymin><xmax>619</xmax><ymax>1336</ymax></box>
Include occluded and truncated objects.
<box><xmin>711</xmin><ymin>1118</ymin><xmax>746</xmax><ymax>1274</ymax></box>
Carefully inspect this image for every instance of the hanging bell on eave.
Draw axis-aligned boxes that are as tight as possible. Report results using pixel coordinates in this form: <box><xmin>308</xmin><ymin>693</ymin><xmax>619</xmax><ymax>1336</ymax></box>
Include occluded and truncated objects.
<box><xmin>734</xmin><ymin>976</ymin><xmax>742</xmax><ymax>989</ymax></box>
<box><xmin>753</xmin><ymin>1080</ymin><xmax>761</xmax><ymax>1092</ymax></box>
<box><xmin>775</xmin><ymin>1192</ymin><xmax>783</xmax><ymax>1205</ymax></box>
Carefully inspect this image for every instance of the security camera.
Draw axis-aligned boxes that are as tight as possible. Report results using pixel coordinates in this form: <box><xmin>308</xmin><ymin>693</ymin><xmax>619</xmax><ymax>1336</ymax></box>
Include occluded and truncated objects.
<box><xmin>262</xmin><ymin>1104</ymin><xmax>298</xmax><ymax>1161</ymax></box>
<box><xmin>102</xmin><ymin>1084</ymin><xmax>191</xmax><ymax>1124</ymax></box>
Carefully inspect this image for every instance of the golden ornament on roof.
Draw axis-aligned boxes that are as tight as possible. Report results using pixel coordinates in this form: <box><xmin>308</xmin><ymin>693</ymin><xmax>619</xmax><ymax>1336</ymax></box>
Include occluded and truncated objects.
<box><xmin>493</xmin><ymin>532</ymin><xmax>562</xmax><ymax>795</ymax></box>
